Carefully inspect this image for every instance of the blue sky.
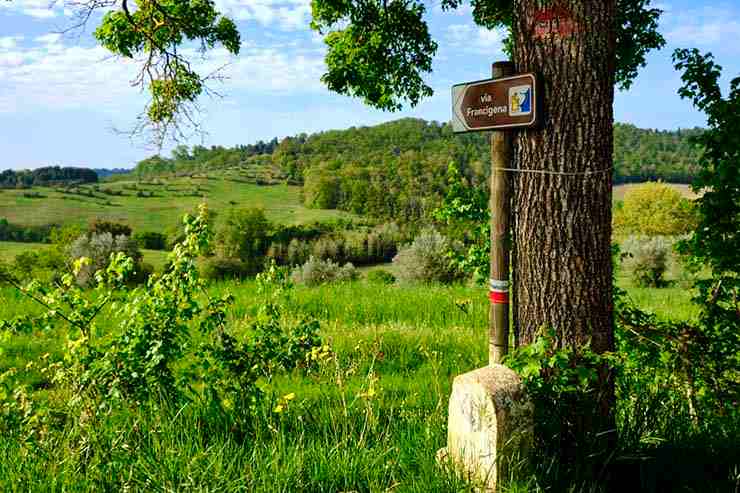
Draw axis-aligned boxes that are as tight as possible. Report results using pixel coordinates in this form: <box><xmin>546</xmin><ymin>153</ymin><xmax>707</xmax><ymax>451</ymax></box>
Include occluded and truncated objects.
<box><xmin>1</xmin><ymin>0</ymin><xmax>739</xmax><ymax>170</ymax></box>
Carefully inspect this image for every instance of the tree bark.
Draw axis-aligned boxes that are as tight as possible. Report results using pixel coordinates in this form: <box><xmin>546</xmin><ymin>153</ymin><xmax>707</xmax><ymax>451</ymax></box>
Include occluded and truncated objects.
<box><xmin>511</xmin><ymin>0</ymin><xmax>616</xmax><ymax>357</ymax></box>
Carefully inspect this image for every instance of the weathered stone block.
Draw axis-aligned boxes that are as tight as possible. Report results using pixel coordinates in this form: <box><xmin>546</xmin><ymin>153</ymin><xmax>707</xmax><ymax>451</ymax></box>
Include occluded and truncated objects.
<box><xmin>438</xmin><ymin>364</ymin><xmax>532</xmax><ymax>491</ymax></box>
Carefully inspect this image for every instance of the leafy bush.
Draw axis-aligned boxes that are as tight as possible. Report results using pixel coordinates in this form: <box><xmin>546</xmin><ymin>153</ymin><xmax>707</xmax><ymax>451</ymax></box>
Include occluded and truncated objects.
<box><xmin>433</xmin><ymin>164</ymin><xmax>490</xmax><ymax>283</ymax></box>
<box><xmin>392</xmin><ymin>230</ymin><xmax>460</xmax><ymax>284</ymax></box>
<box><xmin>89</xmin><ymin>219</ymin><xmax>133</xmax><ymax>237</ymax></box>
<box><xmin>621</xmin><ymin>236</ymin><xmax>673</xmax><ymax>287</ymax></box>
<box><xmin>217</xmin><ymin>208</ymin><xmax>271</xmax><ymax>262</ymax></box>
<box><xmin>613</xmin><ymin>182</ymin><xmax>698</xmax><ymax>236</ymax></box>
<box><xmin>312</xmin><ymin>236</ymin><xmax>344</xmax><ymax>261</ymax></box>
<box><xmin>68</xmin><ymin>232</ymin><xmax>142</xmax><ymax>286</ymax></box>
<box><xmin>0</xmin><ymin>206</ymin><xmax>322</xmax><ymax>438</ymax></box>
<box><xmin>201</xmin><ymin>257</ymin><xmax>262</xmax><ymax>280</ymax></box>
<box><xmin>0</xmin><ymin>218</ymin><xmax>57</xmax><ymax>243</ymax></box>
<box><xmin>367</xmin><ymin>269</ymin><xmax>396</xmax><ymax>285</ymax></box>
<box><xmin>22</xmin><ymin>191</ymin><xmax>46</xmax><ymax>199</ymax></box>
<box><xmin>287</xmin><ymin>238</ymin><xmax>311</xmax><ymax>266</ymax></box>
<box><xmin>506</xmin><ymin>329</ymin><xmax>619</xmax><ymax>477</ymax></box>
<box><xmin>617</xmin><ymin>291</ymin><xmax>740</xmax><ymax>437</ymax></box>
<box><xmin>367</xmin><ymin>222</ymin><xmax>402</xmax><ymax>261</ymax></box>
<box><xmin>133</xmin><ymin>231</ymin><xmax>168</xmax><ymax>250</ymax></box>
<box><xmin>291</xmin><ymin>256</ymin><xmax>358</xmax><ymax>286</ymax></box>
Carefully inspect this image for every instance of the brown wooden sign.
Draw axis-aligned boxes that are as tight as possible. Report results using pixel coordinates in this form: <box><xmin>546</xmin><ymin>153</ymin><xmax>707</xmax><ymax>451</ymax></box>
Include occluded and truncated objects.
<box><xmin>451</xmin><ymin>73</ymin><xmax>540</xmax><ymax>133</ymax></box>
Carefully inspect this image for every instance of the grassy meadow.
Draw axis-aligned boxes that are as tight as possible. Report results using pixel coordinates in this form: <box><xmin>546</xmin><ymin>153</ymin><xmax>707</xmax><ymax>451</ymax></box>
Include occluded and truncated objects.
<box><xmin>0</xmin><ymin>175</ymin><xmax>352</xmax><ymax>233</ymax></box>
<box><xmin>0</xmin><ymin>181</ymin><xmax>689</xmax><ymax>235</ymax></box>
<box><xmin>0</xmin><ymin>275</ymin><xmax>717</xmax><ymax>492</ymax></box>
<box><xmin>0</xmin><ymin>179</ymin><xmax>736</xmax><ymax>492</ymax></box>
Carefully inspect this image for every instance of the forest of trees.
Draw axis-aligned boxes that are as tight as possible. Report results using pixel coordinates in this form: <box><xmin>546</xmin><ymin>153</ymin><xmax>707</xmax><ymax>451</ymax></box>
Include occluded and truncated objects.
<box><xmin>613</xmin><ymin>124</ymin><xmax>704</xmax><ymax>183</ymax></box>
<box><xmin>127</xmin><ymin>118</ymin><xmax>704</xmax><ymax>221</ymax></box>
<box><xmin>133</xmin><ymin>139</ymin><xmax>280</xmax><ymax>176</ymax></box>
<box><xmin>0</xmin><ymin>166</ymin><xmax>99</xmax><ymax>188</ymax></box>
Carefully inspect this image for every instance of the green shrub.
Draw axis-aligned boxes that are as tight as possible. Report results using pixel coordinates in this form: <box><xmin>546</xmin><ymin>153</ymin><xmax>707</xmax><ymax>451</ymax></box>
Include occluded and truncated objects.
<box><xmin>291</xmin><ymin>256</ymin><xmax>358</xmax><ymax>286</ymax></box>
<box><xmin>132</xmin><ymin>262</ymin><xmax>154</xmax><ymax>284</ymax></box>
<box><xmin>89</xmin><ymin>219</ymin><xmax>133</xmax><ymax>237</ymax></box>
<box><xmin>367</xmin><ymin>222</ymin><xmax>402</xmax><ymax>261</ymax></box>
<box><xmin>201</xmin><ymin>257</ymin><xmax>262</xmax><ymax>280</ymax></box>
<box><xmin>393</xmin><ymin>230</ymin><xmax>460</xmax><ymax>284</ymax></box>
<box><xmin>613</xmin><ymin>182</ymin><xmax>698</xmax><ymax>236</ymax></box>
<box><xmin>134</xmin><ymin>231</ymin><xmax>168</xmax><ymax>250</ymax></box>
<box><xmin>506</xmin><ymin>328</ymin><xmax>619</xmax><ymax>480</ymax></box>
<box><xmin>312</xmin><ymin>236</ymin><xmax>344</xmax><ymax>261</ymax></box>
<box><xmin>621</xmin><ymin>236</ymin><xmax>673</xmax><ymax>287</ymax></box>
<box><xmin>287</xmin><ymin>238</ymin><xmax>311</xmax><ymax>266</ymax></box>
<box><xmin>0</xmin><ymin>205</ymin><xmax>322</xmax><ymax>437</ymax></box>
<box><xmin>367</xmin><ymin>269</ymin><xmax>396</xmax><ymax>285</ymax></box>
<box><xmin>68</xmin><ymin>232</ymin><xmax>142</xmax><ymax>286</ymax></box>
<box><xmin>217</xmin><ymin>208</ymin><xmax>271</xmax><ymax>262</ymax></box>
<box><xmin>303</xmin><ymin>167</ymin><xmax>340</xmax><ymax>209</ymax></box>
<box><xmin>21</xmin><ymin>191</ymin><xmax>45</xmax><ymax>199</ymax></box>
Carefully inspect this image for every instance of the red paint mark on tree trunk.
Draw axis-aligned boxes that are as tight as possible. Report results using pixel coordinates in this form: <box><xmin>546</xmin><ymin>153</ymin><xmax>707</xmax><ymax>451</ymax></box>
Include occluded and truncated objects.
<box><xmin>534</xmin><ymin>5</ymin><xmax>577</xmax><ymax>40</ymax></box>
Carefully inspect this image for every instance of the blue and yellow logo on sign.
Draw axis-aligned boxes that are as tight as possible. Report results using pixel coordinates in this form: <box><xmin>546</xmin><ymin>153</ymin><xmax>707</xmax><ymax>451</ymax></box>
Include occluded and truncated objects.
<box><xmin>508</xmin><ymin>85</ymin><xmax>532</xmax><ymax>116</ymax></box>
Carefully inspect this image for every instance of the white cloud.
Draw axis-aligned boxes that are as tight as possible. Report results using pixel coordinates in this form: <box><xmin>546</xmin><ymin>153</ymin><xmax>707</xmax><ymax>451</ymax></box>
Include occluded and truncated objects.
<box><xmin>35</xmin><ymin>33</ymin><xmax>62</xmax><ymax>44</ymax></box>
<box><xmin>0</xmin><ymin>0</ymin><xmax>67</xmax><ymax>18</ymax></box>
<box><xmin>2</xmin><ymin>0</ymin><xmax>311</xmax><ymax>30</ymax></box>
<box><xmin>446</xmin><ymin>24</ymin><xmax>506</xmax><ymax>54</ymax></box>
<box><xmin>0</xmin><ymin>36</ymin><xmax>23</xmax><ymax>50</ymax></box>
<box><xmin>663</xmin><ymin>4</ymin><xmax>740</xmax><ymax>49</ymax></box>
<box><xmin>0</xmin><ymin>34</ymin><xmax>327</xmax><ymax>115</ymax></box>
<box><xmin>215</xmin><ymin>0</ymin><xmax>311</xmax><ymax>31</ymax></box>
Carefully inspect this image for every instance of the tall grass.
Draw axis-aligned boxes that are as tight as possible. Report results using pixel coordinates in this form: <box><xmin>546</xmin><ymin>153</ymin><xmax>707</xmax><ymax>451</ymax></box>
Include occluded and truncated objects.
<box><xmin>1</xmin><ymin>277</ymin><xmax>733</xmax><ymax>492</ymax></box>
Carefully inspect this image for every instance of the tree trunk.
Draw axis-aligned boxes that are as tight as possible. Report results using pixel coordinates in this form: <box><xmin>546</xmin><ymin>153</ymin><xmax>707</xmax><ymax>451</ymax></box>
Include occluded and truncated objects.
<box><xmin>511</xmin><ymin>0</ymin><xmax>616</xmax><ymax>355</ymax></box>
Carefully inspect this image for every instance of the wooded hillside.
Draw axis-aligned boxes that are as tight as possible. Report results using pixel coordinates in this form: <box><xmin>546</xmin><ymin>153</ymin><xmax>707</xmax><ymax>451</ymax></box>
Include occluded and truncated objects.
<box><xmin>129</xmin><ymin>119</ymin><xmax>704</xmax><ymax>220</ymax></box>
<box><xmin>0</xmin><ymin>167</ymin><xmax>98</xmax><ymax>188</ymax></box>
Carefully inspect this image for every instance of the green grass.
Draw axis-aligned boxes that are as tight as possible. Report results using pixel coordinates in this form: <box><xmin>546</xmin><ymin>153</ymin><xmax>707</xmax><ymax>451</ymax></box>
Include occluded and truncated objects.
<box><xmin>0</xmin><ymin>272</ymin><xmax>735</xmax><ymax>491</ymax></box>
<box><xmin>0</xmin><ymin>175</ymin><xmax>353</xmax><ymax>233</ymax></box>
<box><xmin>0</xmin><ymin>181</ymin><xmax>692</xmax><ymax>234</ymax></box>
<box><xmin>0</xmin><ymin>241</ymin><xmax>51</xmax><ymax>263</ymax></box>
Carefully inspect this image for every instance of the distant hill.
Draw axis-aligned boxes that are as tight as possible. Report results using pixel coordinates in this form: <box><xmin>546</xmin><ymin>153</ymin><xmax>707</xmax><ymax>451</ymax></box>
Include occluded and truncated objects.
<box><xmin>127</xmin><ymin>118</ymin><xmax>704</xmax><ymax>221</ymax></box>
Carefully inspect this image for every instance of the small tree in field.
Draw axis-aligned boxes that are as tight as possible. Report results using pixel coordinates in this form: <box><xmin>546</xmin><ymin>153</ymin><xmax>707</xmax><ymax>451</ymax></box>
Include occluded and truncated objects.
<box><xmin>217</xmin><ymin>208</ymin><xmax>272</xmax><ymax>265</ymax></box>
<box><xmin>613</xmin><ymin>182</ymin><xmax>697</xmax><ymax>236</ymax></box>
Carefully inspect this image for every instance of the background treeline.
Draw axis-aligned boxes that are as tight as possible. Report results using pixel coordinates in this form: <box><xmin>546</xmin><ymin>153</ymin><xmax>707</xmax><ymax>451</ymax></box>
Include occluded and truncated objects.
<box><xmin>613</xmin><ymin>124</ymin><xmax>703</xmax><ymax>183</ymax></box>
<box><xmin>0</xmin><ymin>219</ymin><xmax>57</xmax><ymax>243</ymax></box>
<box><xmin>0</xmin><ymin>167</ymin><xmax>98</xmax><ymax>188</ymax></box>
<box><xmin>133</xmin><ymin>139</ymin><xmax>279</xmax><ymax>176</ymax></box>
<box><xmin>129</xmin><ymin>119</ymin><xmax>704</xmax><ymax>220</ymax></box>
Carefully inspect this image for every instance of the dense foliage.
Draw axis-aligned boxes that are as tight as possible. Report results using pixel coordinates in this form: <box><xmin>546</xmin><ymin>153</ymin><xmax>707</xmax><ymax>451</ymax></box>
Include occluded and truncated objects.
<box><xmin>291</xmin><ymin>257</ymin><xmax>359</xmax><ymax>286</ymax></box>
<box><xmin>613</xmin><ymin>182</ymin><xmax>697</xmax><ymax>236</ymax></box>
<box><xmin>392</xmin><ymin>230</ymin><xmax>462</xmax><ymax>284</ymax></box>
<box><xmin>134</xmin><ymin>140</ymin><xmax>279</xmax><ymax>176</ymax></box>
<box><xmin>125</xmin><ymin>119</ymin><xmax>704</xmax><ymax>223</ymax></box>
<box><xmin>311</xmin><ymin>0</ymin><xmax>663</xmax><ymax>110</ymax></box>
<box><xmin>620</xmin><ymin>235</ymin><xmax>673</xmax><ymax>288</ymax></box>
<box><xmin>1</xmin><ymin>206</ymin><xmax>322</xmax><ymax>440</ymax></box>
<box><xmin>0</xmin><ymin>167</ymin><xmax>98</xmax><ymax>189</ymax></box>
<box><xmin>0</xmin><ymin>219</ymin><xmax>57</xmax><ymax>243</ymax></box>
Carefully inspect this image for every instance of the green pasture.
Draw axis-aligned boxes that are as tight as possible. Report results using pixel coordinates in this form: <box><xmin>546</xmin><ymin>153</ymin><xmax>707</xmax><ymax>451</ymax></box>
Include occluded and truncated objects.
<box><xmin>1</xmin><ymin>274</ymin><xmax>731</xmax><ymax>491</ymax></box>
<box><xmin>0</xmin><ymin>241</ymin><xmax>50</xmax><ymax>263</ymax></box>
<box><xmin>0</xmin><ymin>176</ymin><xmax>352</xmax><ymax>233</ymax></box>
<box><xmin>0</xmin><ymin>181</ymin><xmax>693</xmax><ymax>235</ymax></box>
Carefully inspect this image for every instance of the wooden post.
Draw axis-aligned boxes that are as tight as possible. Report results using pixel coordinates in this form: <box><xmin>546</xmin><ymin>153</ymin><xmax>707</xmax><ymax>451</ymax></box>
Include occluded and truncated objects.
<box><xmin>489</xmin><ymin>61</ymin><xmax>514</xmax><ymax>365</ymax></box>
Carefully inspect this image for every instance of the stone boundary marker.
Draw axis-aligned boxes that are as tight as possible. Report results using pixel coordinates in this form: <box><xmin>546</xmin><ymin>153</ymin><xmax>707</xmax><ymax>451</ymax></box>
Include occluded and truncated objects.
<box><xmin>437</xmin><ymin>365</ymin><xmax>533</xmax><ymax>491</ymax></box>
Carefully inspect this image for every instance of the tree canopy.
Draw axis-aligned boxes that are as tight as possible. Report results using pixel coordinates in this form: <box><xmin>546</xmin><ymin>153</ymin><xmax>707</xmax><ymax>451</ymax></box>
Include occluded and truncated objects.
<box><xmin>310</xmin><ymin>0</ymin><xmax>665</xmax><ymax>110</ymax></box>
